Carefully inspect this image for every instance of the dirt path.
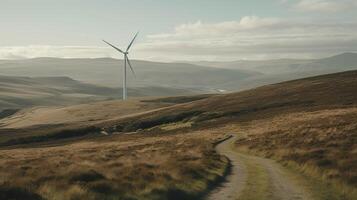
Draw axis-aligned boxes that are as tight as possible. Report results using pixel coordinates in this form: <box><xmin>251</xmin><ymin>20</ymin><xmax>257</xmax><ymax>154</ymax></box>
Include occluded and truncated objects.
<box><xmin>206</xmin><ymin>136</ymin><xmax>247</xmax><ymax>200</ymax></box>
<box><xmin>207</xmin><ymin>136</ymin><xmax>312</xmax><ymax>200</ymax></box>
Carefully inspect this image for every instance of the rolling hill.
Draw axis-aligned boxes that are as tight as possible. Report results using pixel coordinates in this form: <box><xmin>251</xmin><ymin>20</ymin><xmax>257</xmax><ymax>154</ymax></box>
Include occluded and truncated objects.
<box><xmin>94</xmin><ymin>70</ymin><xmax>357</xmax><ymax>198</ymax></box>
<box><xmin>193</xmin><ymin>52</ymin><xmax>357</xmax><ymax>73</ymax></box>
<box><xmin>0</xmin><ymin>53</ymin><xmax>355</xmax><ymax>104</ymax></box>
<box><xmin>192</xmin><ymin>52</ymin><xmax>357</xmax><ymax>90</ymax></box>
<box><xmin>1</xmin><ymin>53</ymin><xmax>355</xmax><ymax>94</ymax></box>
<box><xmin>0</xmin><ymin>75</ymin><xmax>202</xmax><ymax>113</ymax></box>
<box><xmin>0</xmin><ymin>58</ymin><xmax>260</xmax><ymax>91</ymax></box>
<box><xmin>0</xmin><ymin>70</ymin><xmax>356</xmax><ymax>199</ymax></box>
<box><xmin>95</xmin><ymin>69</ymin><xmax>357</xmax><ymax>199</ymax></box>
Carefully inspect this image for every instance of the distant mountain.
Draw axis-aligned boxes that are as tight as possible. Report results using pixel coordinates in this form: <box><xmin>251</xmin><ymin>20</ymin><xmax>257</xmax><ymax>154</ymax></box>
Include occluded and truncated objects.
<box><xmin>0</xmin><ymin>75</ymin><xmax>202</xmax><ymax>112</ymax></box>
<box><xmin>0</xmin><ymin>53</ymin><xmax>355</xmax><ymax>98</ymax></box>
<box><xmin>314</xmin><ymin>52</ymin><xmax>357</xmax><ymax>69</ymax></box>
<box><xmin>0</xmin><ymin>58</ymin><xmax>260</xmax><ymax>91</ymax></box>
<box><xmin>192</xmin><ymin>53</ymin><xmax>357</xmax><ymax>74</ymax></box>
<box><xmin>191</xmin><ymin>53</ymin><xmax>357</xmax><ymax>90</ymax></box>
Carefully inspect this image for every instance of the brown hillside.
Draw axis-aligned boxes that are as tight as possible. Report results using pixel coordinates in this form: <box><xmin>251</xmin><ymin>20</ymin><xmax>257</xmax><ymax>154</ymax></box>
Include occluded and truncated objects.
<box><xmin>98</xmin><ymin>70</ymin><xmax>357</xmax><ymax>192</ymax></box>
<box><xmin>102</xmin><ymin>70</ymin><xmax>357</xmax><ymax>130</ymax></box>
<box><xmin>0</xmin><ymin>70</ymin><xmax>356</xmax><ymax>199</ymax></box>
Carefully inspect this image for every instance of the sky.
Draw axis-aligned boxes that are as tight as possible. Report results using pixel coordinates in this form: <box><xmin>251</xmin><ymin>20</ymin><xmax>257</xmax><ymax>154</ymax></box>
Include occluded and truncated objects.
<box><xmin>0</xmin><ymin>0</ymin><xmax>356</xmax><ymax>61</ymax></box>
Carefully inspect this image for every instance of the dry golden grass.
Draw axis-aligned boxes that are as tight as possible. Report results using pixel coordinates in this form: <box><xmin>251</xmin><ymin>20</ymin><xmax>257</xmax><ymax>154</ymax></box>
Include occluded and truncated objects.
<box><xmin>233</xmin><ymin>107</ymin><xmax>357</xmax><ymax>198</ymax></box>
<box><xmin>1</xmin><ymin>70</ymin><xmax>357</xmax><ymax>199</ymax></box>
<box><xmin>0</xmin><ymin>98</ymin><xmax>171</xmax><ymax>129</ymax></box>
<box><xmin>0</xmin><ymin>98</ymin><xmax>177</xmax><ymax>147</ymax></box>
<box><xmin>0</xmin><ymin>130</ymin><xmax>228</xmax><ymax>200</ymax></box>
<box><xmin>158</xmin><ymin>122</ymin><xmax>192</xmax><ymax>131</ymax></box>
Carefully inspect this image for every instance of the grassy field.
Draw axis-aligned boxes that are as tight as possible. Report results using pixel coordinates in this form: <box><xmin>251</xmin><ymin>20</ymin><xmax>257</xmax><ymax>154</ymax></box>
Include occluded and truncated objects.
<box><xmin>0</xmin><ymin>98</ymin><xmax>175</xmax><ymax>129</ymax></box>
<box><xmin>94</xmin><ymin>70</ymin><xmax>357</xmax><ymax>199</ymax></box>
<box><xmin>233</xmin><ymin>108</ymin><xmax>357</xmax><ymax>199</ymax></box>
<box><xmin>0</xmin><ymin>97</ymin><xmax>181</xmax><ymax>146</ymax></box>
<box><xmin>0</xmin><ymin>70</ymin><xmax>356</xmax><ymax>199</ymax></box>
<box><xmin>0</xmin><ymin>130</ymin><xmax>230</xmax><ymax>200</ymax></box>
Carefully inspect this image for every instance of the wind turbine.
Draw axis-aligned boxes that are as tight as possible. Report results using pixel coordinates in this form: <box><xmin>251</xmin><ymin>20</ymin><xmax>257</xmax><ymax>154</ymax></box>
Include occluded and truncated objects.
<box><xmin>103</xmin><ymin>32</ymin><xmax>139</xmax><ymax>100</ymax></box>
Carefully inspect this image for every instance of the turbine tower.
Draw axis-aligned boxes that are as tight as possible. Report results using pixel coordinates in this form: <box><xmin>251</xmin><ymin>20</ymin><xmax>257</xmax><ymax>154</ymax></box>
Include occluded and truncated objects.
<box><xmin>103</xmin><ymin>32</ymin><xmax>138</xmax><ymax>100</ymax></box>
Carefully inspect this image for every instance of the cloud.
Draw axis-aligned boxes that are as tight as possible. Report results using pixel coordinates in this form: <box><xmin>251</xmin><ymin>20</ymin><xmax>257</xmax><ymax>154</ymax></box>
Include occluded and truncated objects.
<box><xmin>285</xmin><ymin>0</ymin><xmax>357</xmax><ymax>13</ymax></box>
<box><xmin>0</xmin><ymin>16</ymin><xmax>356</xmax><ymax>61</ymax></box>
<box><xmin>0</xmin><ymin>46</ymin><xmax>116</xmax><ymax>60</ymax></box>
<box><xmin>137</xmin><ymin>16</ymin><xmax>357</xmax><ymax>61</ymax></box>
<box><xmin>148</xmin><ymin>16</ymin><xmax>282</xmax><ymax>40</ymax></box>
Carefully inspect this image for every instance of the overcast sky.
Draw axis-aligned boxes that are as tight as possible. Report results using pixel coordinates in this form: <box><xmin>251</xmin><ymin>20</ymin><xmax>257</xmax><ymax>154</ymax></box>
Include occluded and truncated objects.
<box><xmin>0</xmin><ymin>0</ymin><xmax>356</xmax><ymax>61</ymax></box>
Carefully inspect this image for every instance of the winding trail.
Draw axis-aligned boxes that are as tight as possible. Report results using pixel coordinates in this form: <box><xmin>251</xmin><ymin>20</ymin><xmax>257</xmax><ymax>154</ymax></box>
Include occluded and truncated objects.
<box><xmin>207</xmin><ymin>136</ymin><xmax>313</xmax><ymax>200</ymax></box>
<box><xmin>207</xmin><ymin>136</ymin><xmax>247</xmax><ymax>200</ymax></box>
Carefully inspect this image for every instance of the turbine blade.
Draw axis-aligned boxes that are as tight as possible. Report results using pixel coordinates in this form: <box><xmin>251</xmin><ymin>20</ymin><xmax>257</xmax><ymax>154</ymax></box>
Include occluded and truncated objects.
<box><xmin>126</xmin><ymin>56</ymin><xmax>136</xmax><ymax>77</ymax></box>
<box><xmin>126</xmin><ymin>32</ymin><xmax>139</xmax><ymax>52</ymax></box>
<box><xmin>102</xmin><ymin>40</ymin><xmax>125</xmax><ymax>54</ymax></box>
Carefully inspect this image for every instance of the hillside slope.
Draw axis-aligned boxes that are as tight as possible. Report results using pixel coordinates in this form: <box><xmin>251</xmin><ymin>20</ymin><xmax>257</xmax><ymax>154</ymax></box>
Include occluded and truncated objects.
<box><xmin>0</xmin><ymin>58</ymin><xmax>259</xmax><ymax>91</ymax></box>
<box><xmin>2</xmin><ymin>53</ymin><xmax>355</xmax><ymax>93</ymax></box>
<box><xmin>1</xmin><ymin>70</ymin><xmax>356</xmax><ymax>200</ymax></box>
<box><xmin>194</xmin><ymin>52</ymin><xmax>357</xmax><ymax>74</ymax></box>
<box><xmin>0</xmin><ymin>75</ymin><xmax>202</xmax><ymax>112</ymax></box>
<box><xmin>98</xmin><ymin>70</ymin><xmax>357</xmax><ymax>194</ymax></box>
<box><xmin>106</xmin><ymin>70</ymin><xmax>357</xmax><ymax>127</ymax></box>
<box><xmin>193</xmin><ymin>52</ymin><xmax>357</xmax><ymax>90</ymax></box>
<box><xmin>0</xmin><ymin>98</ymin><xmax>176</xmax><ymax>129</ymax></box>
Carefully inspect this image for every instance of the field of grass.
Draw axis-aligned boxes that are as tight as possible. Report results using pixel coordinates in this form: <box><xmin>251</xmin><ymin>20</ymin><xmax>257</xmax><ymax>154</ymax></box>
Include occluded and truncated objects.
<box><xmin>0</xmin><ymin>130</ymin><xmax>230</xmax><ymax>200</ymax></box>
<box><xmin>91</xmin><ymin>70</ymin><xmax>357</xmax><ymax>199</ymax></box>
<box><xmin>0</xmin><ymin>98</ymin><xmax>173</xmax><ymax>129</ymax></box>
<box><xmin>0</xmin><ymin>70</ymin><xmax>356</xmax><ymax>199</ymax></box>
<box><xmin>233</xmin><ymin>108</ymin><xmax>357</xmax><ymax>199</ymax></box>
<box><xmin>0</xmin><ymin>98</ymin><xmax>179</xmax><ymax>146</ymax></box>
